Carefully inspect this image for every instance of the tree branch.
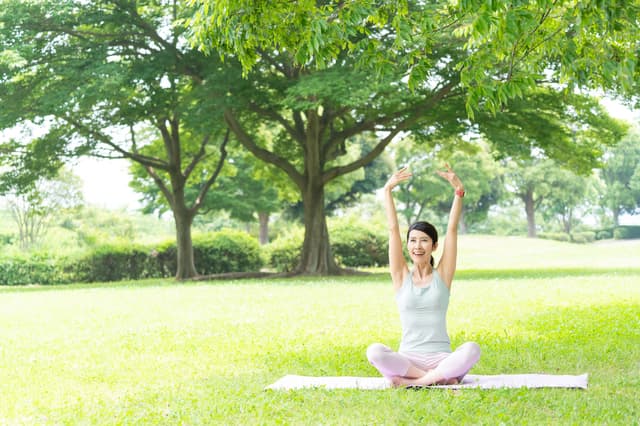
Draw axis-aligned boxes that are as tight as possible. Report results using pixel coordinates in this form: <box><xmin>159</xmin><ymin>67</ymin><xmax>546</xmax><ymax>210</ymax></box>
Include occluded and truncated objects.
<box><xmin>224</xmin><ymin>109</ymin><xmax>305</xmax><ymax>189</ymax></box>
<box><xmin>61</xmin><ymin>116</ymin><xmax>170</xmax><ymax>170</ymax></box>
<box><xmin>191</xmin><ymin>127</ymin><xmax>230</xmax><ymax>213</ymax></box>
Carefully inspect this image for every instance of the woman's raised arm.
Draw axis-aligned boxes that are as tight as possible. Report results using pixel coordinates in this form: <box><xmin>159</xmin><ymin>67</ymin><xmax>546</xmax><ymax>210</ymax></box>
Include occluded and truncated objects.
<box><xmin>436</xmin><ymin>164</ymin><xmax>464</xmax><ymax>289</ymax></box>
<box><xmin>384</xmin><ymin>168</ymin><xmax>411</xmax><ymax>291</ymax></box>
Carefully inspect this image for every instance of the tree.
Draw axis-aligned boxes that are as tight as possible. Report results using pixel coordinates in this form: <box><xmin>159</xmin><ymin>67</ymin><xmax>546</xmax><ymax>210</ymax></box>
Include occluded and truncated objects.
<box><xmin>4</xmin><ymin>168</ymin><xmax>83</xmax><ymax>249</ymax></box>
<box><xmin>220</xmin><ymin>51</ymin><xmax>468</xmax><ymax>274</ymax></box>
<box><xmin>540</xmin><ymin>168</ymin><xmax>598</xmax><ymax>234</ymax></box>
<box><xmin>502</xmin><ymin>158</ymin><xmax>599</xmax><ymax>238</ymax></box>
<box><xmin>187</xmin><ymin>0</ymin><xmax>637</xmax><ymax>274</ymax></box>
<box><xmin>0</xmin><ymin>0</ymin><xmax>240</xmax><ymax>278</ymax></box>
<box><xmin>599</xmin><ymin>128</ymin><xmax>640</xmax><ymax>225</ymax></box>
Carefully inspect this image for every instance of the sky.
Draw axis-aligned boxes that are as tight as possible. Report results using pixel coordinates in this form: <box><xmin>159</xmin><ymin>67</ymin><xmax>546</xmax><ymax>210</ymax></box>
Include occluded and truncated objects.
<box><xmin>73</xmin><ymin>98</ymin><xmax>639</xmax><ymax>217</ymax></box>
<box><xmin>74</xmin><ymin>157</ymin><xmax>139</xmax><ymax>210</ymax></box>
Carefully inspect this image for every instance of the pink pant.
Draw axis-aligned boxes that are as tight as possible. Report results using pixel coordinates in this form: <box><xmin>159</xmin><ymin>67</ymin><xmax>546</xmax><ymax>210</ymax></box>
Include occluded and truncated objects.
<box><xmin>366</xmin><ymin>342</ymin><xmax>481</xmax><ymax>380</ymax></box>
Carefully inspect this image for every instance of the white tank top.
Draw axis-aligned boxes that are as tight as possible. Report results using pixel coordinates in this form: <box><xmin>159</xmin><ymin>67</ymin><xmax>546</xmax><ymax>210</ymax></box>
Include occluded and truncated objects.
<box><xmin>395</xmin><ymin>269</ymin><xmax>451</xmax><ymax>353</ymax></box>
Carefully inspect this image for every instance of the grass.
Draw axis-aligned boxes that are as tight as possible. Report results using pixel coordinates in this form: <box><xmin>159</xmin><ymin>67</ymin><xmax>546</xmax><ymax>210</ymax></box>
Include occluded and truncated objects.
<box><xmin>1</xmin><ymin>236</ymin><xmax>639</xmax><ymax>425</ymax></box>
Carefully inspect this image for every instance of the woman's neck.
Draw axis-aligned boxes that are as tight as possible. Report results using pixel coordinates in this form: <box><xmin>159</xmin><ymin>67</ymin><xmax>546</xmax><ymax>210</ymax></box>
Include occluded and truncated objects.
<box><xmin>413</xmin><ymin>263</ymin><xmax>433</xmax><ymax>279</ymax></box>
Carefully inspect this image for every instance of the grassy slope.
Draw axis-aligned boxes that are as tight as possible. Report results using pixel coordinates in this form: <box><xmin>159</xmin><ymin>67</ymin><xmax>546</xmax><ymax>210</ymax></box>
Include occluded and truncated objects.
<box><xmin>0</xmin><ymin>236</ymin><xmax>639</xmax><ymax>425</ymax></box>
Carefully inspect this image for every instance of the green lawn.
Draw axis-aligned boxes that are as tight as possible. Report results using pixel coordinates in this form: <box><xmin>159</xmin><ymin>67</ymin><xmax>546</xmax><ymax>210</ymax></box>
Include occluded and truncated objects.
<box><xmin>1</xmin><ymin>237</ymin><xmax>639</xmax><ymax>425</ymax></box>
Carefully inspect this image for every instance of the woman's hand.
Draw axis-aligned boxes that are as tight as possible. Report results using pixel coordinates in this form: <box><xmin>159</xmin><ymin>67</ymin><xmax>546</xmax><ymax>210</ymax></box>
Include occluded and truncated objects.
<box><xmin>384</xmin><ymin>167</ymin><xmax>412</xmax><ymax>191</ymax></box>
<box><xmin>436</xmin><ymin>163</ymin><xmax>464</xmax><ymax>191</ymax></box>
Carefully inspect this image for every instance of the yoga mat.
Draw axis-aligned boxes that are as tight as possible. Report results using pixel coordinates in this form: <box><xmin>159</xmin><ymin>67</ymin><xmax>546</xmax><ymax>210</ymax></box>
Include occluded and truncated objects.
<box><xmin>266</xmin><ymin>373</ymin><xmax>588</xmax><ymax>390</ymax></box>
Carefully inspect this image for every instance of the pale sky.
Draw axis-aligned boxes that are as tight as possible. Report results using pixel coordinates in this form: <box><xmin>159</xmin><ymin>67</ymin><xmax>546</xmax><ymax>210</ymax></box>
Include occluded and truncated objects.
<box><xmin>74</xmin><ymin>157</ymin><xmax>140</xmax><ymax>210</ymax></box>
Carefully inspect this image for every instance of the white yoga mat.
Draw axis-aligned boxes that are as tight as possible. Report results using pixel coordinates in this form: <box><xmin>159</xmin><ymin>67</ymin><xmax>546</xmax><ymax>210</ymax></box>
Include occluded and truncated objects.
<box><xmin>266</xmin><ymin>373</ymin><xmax>588</xmax><ymax>390</ymax></box>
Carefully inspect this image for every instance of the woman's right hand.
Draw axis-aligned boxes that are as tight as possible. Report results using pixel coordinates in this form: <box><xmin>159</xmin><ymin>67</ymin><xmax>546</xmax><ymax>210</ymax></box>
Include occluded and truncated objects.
<box><xmin>384</xmin><ymin>167</ymin><xmax>412</xmax><ymax>191</ymax></box>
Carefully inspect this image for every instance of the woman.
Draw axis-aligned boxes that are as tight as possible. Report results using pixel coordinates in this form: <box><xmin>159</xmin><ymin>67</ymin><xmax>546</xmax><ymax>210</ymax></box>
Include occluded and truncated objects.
<box><xmin>366</xmin><ymin>165</ymin><xmax>480</xmax><ymax>387</ymax></box>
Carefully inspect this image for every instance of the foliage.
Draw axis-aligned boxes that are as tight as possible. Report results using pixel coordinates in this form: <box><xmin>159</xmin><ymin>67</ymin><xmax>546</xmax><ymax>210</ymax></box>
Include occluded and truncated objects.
<box><xmin>599</xmin><ymin>128</ymin><xmax>640</xmax><ymax>224</ymax></box>
<box><xmin>154</xmin><ymin>230</ymin><xmax>264</xmax><ymax>276</ymax></box>
<box><xmin>0</xmin><ymin>254</ymin><xmax>71</xmax><ymax>285</ymax></box>
<box><xmin>392</xmin><ymin>138</ymin><xmax>503</xmax><ymax>231</ymax></box>
<box><xmin>265</xmin><ymin>226</ymin><xmax>305</xmax><ymax>273</ymax></box>
<box><xmin>266</xmin><ymin>217</ymin><xmax>388</xmax><ymax>271</ymax></box>
<box><xmin>0</xmin><ymin>0</ymin><xmax>240</xmax><ymax>278</ymax></box>
<box><xmin>3</xmin><ymin>168</ymin><xmax>83</xmax><ymax>249</ymax></box>
<box><xmin>188</xmin><ymin>0</ymin><xmax>640</xmax><ymax>113</ymax></box>
<box><xmin>328</xmin><ymin>218</ymin><xmax>388</xmax><ymax>267</ymax></box>
<box><xmin>0</xmin><ymin>229</ymin><xmax>263</xmax><ymax>285</ymax></box>
<box><xmin>537</xmin><ymin>231</ymin><xmax>596</xmax><ymax>244</ymax></box>
<box><xmin>613</xmin><ymin>225</ymin><xmax>640</xmax><ymax>240</ymax></box>
<box><xmin>186</xmin><ymin>0</ymin><xmax>634</xmax><ymax>274</ymax></box>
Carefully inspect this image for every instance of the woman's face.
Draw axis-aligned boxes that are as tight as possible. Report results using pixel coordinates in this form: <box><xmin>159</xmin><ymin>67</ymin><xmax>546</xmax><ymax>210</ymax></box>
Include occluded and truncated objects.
<box><xmin>407</xmin><ymin>229</ymin><xmax>437</xmax><ymax>263</ymax></box>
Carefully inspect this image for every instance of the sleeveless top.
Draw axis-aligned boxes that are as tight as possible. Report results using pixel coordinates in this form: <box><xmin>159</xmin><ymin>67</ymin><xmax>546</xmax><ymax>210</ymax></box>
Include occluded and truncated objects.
<box><xmin>395</xmin><ymin>269</ymin><xmax>451</xmax><ymax>353</ymax></box>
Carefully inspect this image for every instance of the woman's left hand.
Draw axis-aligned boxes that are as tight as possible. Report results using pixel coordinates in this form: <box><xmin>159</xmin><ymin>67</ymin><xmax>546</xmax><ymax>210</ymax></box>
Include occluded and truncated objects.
<box><xmin>436</xmin><ymin>163</ymin><xmax>464</xmax><ymax>191</ymax></box>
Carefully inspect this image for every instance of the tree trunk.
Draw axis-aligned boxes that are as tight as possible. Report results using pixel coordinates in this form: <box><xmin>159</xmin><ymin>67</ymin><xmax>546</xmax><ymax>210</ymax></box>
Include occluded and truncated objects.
<box><xmin>297</xmin><ymin>183</ymin><xmax>341</xmax><ymax>275</ymax></box>
<box><xmin>563</xmin><ymin>208</ymin><xmax>572</xmax><ymax>234</ymax></box>
<box><xmin>258</xmin><ymin>211</ymin><xmax>269</xmax><ymax>245</ymax></box>
<box><xmin>172</xmin><ymin>203</ymin><xmax>197</xmax><ymax>279</ymax></box>
<box><xmin>524</xmin><ymin>190</ymin><xmax>537</xmax><ymax>238</ymax></box>
<box><xmin>613</xmin><ymin>208</ymin><xmax>620</xmax><ymax>226</ymax></box>
<box><xmin>459</xmin><ymin>210</ymin><xmax>468</xmax><ymax>234</ymax></box>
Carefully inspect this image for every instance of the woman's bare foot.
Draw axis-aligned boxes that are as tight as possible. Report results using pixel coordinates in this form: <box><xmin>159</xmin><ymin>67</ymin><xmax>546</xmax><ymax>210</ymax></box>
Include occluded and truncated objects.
<box><xmin>390</xmin><ymin>374</ymin><xmax>459</xmax><ymax>387</ymax></box>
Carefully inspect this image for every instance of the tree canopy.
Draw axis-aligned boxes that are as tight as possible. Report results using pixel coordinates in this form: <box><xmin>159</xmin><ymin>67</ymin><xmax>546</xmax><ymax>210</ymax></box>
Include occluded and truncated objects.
<box><xmin>189</xmin><ymin>0</ymin><xmax>640</xmax><ymax>113</ymax></box>
<box><xmin>0</xmin><ymin>0</ymin><xmax>240</xmax><ymax>278</ymax></box>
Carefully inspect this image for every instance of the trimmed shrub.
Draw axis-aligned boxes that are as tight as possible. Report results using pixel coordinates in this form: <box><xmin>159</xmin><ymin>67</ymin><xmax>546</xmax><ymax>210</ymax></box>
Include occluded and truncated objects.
<box><xmin>194</xmin><ymin>230</ymin><xmax>263</xmax><ymax>275</ymax></box>
<box><xmin>70</xmin><ymin>243</ymin><xmax>159</xmax><ymax>283</ymax></box>
<box><xmin>0</xmin><ymin>254</ymin><xmax>71</xmax><ymax>285</ymax></box>
<box><xmin>330</xmin><ymin>222</ymin><xmax>387</xmax><ymax>267</ymax></box>
<box><xmin>153</xmin><ymin>230</ymin><xmax>263</xmax><ymax>277</ymax></box>
<box><xmin>570</xmin><ymin>231</ymin><xmax>596</xmax><ymax>244</ymax></box>
<box><xmin>265</xmin><ymin>220</ymin><xmax>388</xmax><ymax>271</ymax></box>
<box><xmin>613</xmin><ymin>225</ymin><xmax>640</xmax><ymax>240</ymax></box>
<box><xmin>265</xmin><ymin>228</ymin><xmax>304</xmax><ymax>273</ymax></box>
<box><xmin>537</xmin><ymin>232</ymin><xmax>571</xmax><ymax>242</ymax></box>
<box><xmin>595</xmin><ymin>229</ymin><xmax>613</xmax><ymax>240</ymax></box>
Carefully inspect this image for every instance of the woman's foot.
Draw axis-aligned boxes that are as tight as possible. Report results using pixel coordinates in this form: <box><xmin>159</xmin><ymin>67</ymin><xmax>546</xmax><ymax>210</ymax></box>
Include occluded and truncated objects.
<box><xmin>390</xmin><ymin>374</ymin><xmax>459</xmax><ymax>387</ymax></box>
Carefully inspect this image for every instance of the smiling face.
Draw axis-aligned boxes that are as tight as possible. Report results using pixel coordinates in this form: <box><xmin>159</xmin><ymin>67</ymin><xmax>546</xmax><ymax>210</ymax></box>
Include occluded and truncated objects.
<box><xmin>407</xmin><ymin>229</ymin><xmax>437</xmax><ymax>264</ymax></box>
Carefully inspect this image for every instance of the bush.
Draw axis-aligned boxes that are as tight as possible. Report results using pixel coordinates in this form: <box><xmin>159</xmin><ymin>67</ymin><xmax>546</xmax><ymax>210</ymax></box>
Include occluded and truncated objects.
<box><xmin>265</xmin><ymin>219</ymin><xmax>388</xmax><ymax>271</ymax></box>
<box><xmin>152</xmin><ymin>230</ymin><xmax>263</xmax><ymax>277</ymax></box>
<box><xmin>330</xmin><ymin>221</ymin><xmax>387</xmax><ymax>267</ymax></box>
<box><xmin>265</xmin><ymin>228</ymin><xmax>304</xmax><ymax>273</ymax></box>
<box><xmin>595</xmin><ymin>229</ymin><xmax>613</xmax><ymax>240</ymax></box>
<box><xmin>570</xmin><ymin>231</ymin><xmax>596</xmax><ymax>244</ymax></box>
<box><xmin>538</xmin><ymin>232</ymin><xmax>571</xmax><ymax>242</ymax></box>
<box><xmin>194</xmin><ymin>230</ymin><xmax>263</xmax><ymax>275</ymax></box>
<box><xmin>70</xmin><ymin>243</ymin><xmax>159</xmax><ymax>283</ymax></box>
<box><xmin>0</xmin><ymin>254</ymin><xmax>71</xmax><ymax>285</ymax></box>
<box><xmin>0</xmin><ymin>233</ymin><xmax>14</xmax><ymax>246</ymax></box>
<box><xmin>613</xmin><ymin>225</ymin><xmax>640</xmax><ymax>240</ymax></box>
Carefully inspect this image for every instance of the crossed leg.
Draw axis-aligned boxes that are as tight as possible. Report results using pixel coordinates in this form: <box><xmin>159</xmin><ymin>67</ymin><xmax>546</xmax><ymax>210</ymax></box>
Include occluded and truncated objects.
<box><xmin>366</xmin><ymin>342</ymin><xmax>481</xmax><ymax>387</ymax></box>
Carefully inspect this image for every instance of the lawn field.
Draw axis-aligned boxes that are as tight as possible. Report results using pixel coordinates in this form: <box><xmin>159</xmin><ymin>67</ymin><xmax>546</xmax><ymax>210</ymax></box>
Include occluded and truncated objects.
<box><xmin>1</xmin><ymin>236</ymin><xmax>639</xmax><ymax>425</ymax></box>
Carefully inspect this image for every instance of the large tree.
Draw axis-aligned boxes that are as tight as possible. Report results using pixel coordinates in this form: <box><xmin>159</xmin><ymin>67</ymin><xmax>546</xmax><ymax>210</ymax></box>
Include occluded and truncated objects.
<box><xmin>188</xmin><ymin>0</ymin><xmax>638</xmax><ymax>274</ymax></box>
<box><xmin>0</xmin><ymin>0</ymin><xmax>240</xmax><ymax>278</ymax></box>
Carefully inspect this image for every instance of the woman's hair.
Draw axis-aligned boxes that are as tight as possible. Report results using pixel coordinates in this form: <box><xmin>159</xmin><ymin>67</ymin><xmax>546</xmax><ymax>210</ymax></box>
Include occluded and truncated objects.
<box><xmin>407</xmin><ymin>221</ymin><xmax>438</xmax><ymax>266</ymax></box>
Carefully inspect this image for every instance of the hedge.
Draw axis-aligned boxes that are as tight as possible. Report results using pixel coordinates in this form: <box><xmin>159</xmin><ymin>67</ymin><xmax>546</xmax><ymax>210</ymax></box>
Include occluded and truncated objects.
<box><xmin>1</xmin><ymin>229</ymin><xmax>263</xmax><ymax>285</ymax></box>
<box><xmin>153</xmin><ymin>230</ymin><xmax>263</xmax><ymax>277</ymax></box>
<box><xmin>613</xmin><ymin>225</ymin><xmax>640</xmax><ymax>240</ymax></box>
<box><xmin>0</xmin><ymin>254</ymin><xmax>71</xmax><ymax>285</ymax></box>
